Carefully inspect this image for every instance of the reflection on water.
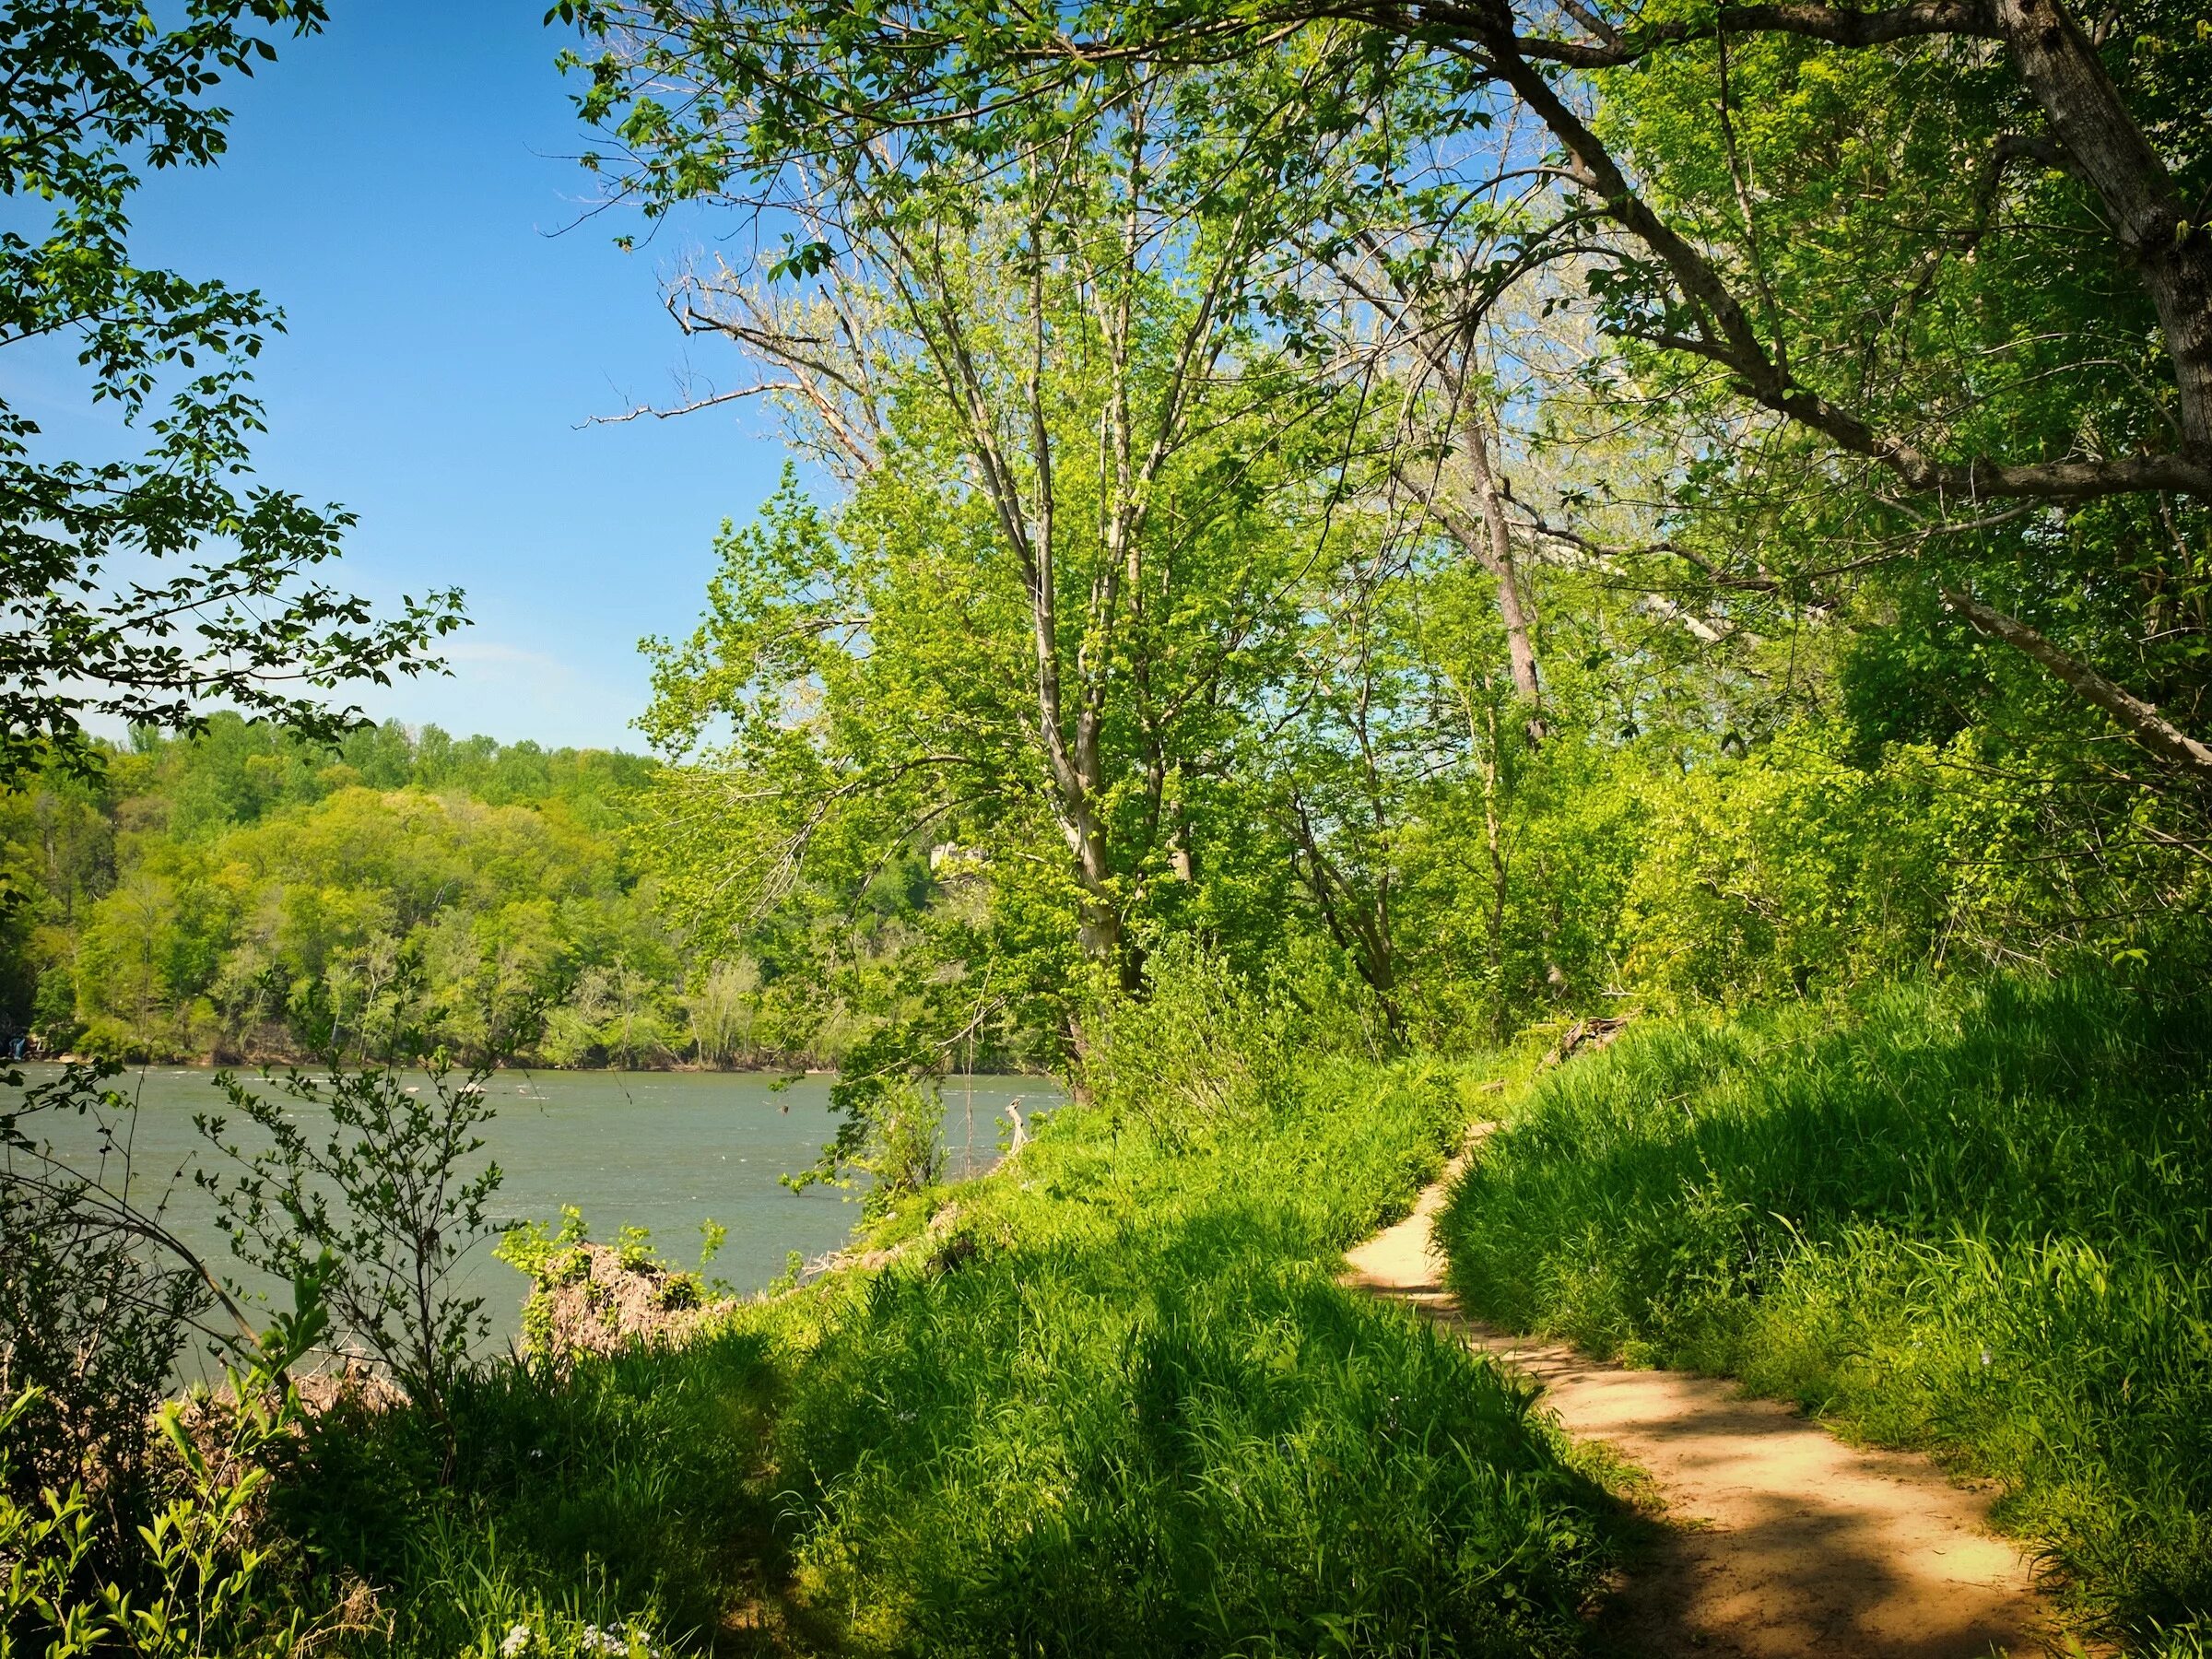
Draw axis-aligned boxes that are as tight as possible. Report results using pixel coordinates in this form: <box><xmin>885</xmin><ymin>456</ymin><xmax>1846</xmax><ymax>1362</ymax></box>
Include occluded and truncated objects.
<box><xmin>6</xmin><ymin>1065</ymin><xmax>1060</xmax><ymax>1354</ymax></box>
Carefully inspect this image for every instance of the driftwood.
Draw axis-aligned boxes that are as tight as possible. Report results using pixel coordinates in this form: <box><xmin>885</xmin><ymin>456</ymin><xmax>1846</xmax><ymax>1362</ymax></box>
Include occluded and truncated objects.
<box><xmin>1545</xmin><ymin>1016</ymin><xmax>1632</xmax><ymax>1067</ymax></box>
<box><xmin>524</xmin><ymin>1244</ymin><xmax>735</xmax><ymax>1363</ymax></box>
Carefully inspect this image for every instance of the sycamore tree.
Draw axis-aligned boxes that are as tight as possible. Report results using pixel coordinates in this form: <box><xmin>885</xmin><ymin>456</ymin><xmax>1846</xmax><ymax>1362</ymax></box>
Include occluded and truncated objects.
<box><xmin>1</xmin><ymin>1</ymin><xmax>465</xmax><ymax>792</ymax></box>
<box><xmin>614</xmin><ymin>62</ymin><xmax>1385</xmax><ymax>1019</ymax></box>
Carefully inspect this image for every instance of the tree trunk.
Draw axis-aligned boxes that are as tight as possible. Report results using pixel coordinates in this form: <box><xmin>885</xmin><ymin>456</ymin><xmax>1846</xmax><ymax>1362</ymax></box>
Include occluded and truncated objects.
<box><xmin>1394</xmin><ymin>453</ymin><xmax>1545</xmax><ymax>740</ymax></box>
<box><xmin>1458</xmin><ymin>411</ymin><xmax>1546</xmax><ymax>734</ymax></box>
<box><xmin>1994</xmin><ymin>0</ymin><xmax>2212</xmax><ymax>467</ymax></box>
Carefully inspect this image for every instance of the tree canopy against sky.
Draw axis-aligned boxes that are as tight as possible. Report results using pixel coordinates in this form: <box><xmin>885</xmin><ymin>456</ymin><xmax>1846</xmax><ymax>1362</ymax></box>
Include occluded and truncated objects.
<box><xmin>627</xmin><ymin>62</ymin><xmax>1406</xmax><ymax>996</ymax></box>
<box><xmin>559</xmin><ymin>0</ymin><xmax>2212</xmax><ymax>788</ymax></box>
<box><xmin>1</xmin><ymin>0</ymin><xmax>464</xmax><ymax>793</ymax></box>
<box><xmin>535</xmin><ymin>0</ymin><xmax>2211</xmax><ymax>1078</ymax></box>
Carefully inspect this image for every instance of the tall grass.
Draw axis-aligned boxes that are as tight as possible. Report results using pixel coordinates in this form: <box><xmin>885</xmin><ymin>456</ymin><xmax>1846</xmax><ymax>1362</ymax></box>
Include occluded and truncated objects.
<box><xmin>280</xmin><ymin>1331</ymin><xmax>783</xmax><ymax>1655</ymax></box>
<box><xmin>1435</xmin><ymin>971</ymin><xmax>2212</xmax><ymax>1645</ymax></box>
<box><xmin>285</xmin><ymin>1059</ymin><xmax>1620</xmax><ymax>1656</ymax></box>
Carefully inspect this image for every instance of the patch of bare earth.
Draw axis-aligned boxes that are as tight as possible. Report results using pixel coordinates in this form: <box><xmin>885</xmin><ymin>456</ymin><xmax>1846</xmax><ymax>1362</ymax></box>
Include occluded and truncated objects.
<box><xmin>1344</xmin><ymin>1133</ymin><xmax>2060</xmax><ymax>1658</ymax></box>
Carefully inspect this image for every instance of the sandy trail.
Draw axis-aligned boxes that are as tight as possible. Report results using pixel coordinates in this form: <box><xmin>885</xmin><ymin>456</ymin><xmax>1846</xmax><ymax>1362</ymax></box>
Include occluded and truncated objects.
<box><xmin>1343</xmin><ymin>1141</ymin><xmax>2056</xmax><ymax>1658</ymax></box>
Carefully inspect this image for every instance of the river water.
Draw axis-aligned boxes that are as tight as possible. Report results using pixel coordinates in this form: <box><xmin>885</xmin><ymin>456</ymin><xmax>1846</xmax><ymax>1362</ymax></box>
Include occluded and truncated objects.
<box><xmin>5</xmin><ymin>1064</ymin><xmax>1059</xmax><ymax>1359</ymax></box>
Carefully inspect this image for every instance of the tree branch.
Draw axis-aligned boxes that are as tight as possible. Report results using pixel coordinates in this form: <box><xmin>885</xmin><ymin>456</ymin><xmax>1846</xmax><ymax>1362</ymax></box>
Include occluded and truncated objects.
<box><xmin>1485</xmin><ymin>0</ymin><xmax>2001</xmax><ymax>65</ymax></box>
<box><xmin>1469</xmin><ymin>18</ymin><xmax>2212</xmax><ymax>502</ymax></box>
<box><xmin>1945</xmin><ymin>588</ymin><xmax>2212</xmax><ymax>782</ymax></box>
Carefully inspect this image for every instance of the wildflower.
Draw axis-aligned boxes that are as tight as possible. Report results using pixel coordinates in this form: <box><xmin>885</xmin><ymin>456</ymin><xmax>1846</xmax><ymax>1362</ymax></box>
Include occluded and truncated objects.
<box><xmin>1980</xmin><ymin>1348</ymin><xmax>1994</xmax><ymax>1368</ymax></box>
<box><xmin>499</xmin><ymin>1625</ymin><xmax>532</xmax><ymax>1659</ymax></box>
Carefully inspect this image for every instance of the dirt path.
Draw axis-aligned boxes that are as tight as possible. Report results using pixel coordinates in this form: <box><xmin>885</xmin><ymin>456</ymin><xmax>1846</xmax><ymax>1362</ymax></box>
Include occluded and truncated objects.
<box><xmin>1344</xmin><ymin>1141</ymin><xmax>2057</xmax><ymax>1658</ymax></box>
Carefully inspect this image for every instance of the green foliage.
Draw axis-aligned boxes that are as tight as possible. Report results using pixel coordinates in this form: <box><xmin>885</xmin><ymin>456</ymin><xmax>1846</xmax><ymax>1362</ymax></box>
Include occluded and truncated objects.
<box><xmin>1</xmin><ymin>1388</ymin><xmax>105</xmax><ymax>1657</ymax></box>
<box><xmin>747</xmin><ymin>1057</ymin><xmax>1614</xmax><ymax>1657</ymax></box>
<box><xmin>497</xmin><ymin>1206</ymin><xmax>594</xmax><ymax>1288</ymax></box>
<box><xmin>14</xmin><ymin>2</ymin><xmax>2204</xmax><ymax>1650</ymax></box>
<box><xmin>2</xmin><ymin>1268</ymin><xmax>329</xmax><ymax>1659</ymax></box>
<box><xmin>1079</xmin><ymin>935</ymin><xmax>1295</xmax><ymax>1144</ymax></box>
<box><xmin>620</xmin><ymin>42</ymin><xmax>1411</xmax><ymax>1018</ymax></box>
<box><xmin>1606</xmin><ymin>724</ymin><xmax>2211</xmax><ymax>1005</ymax></box>
<box><xmin>277</xmin><ymin>1329</ymin><xmax>774</xmax><ymax>1657</ymax></box>
<box><xmin>571</xmin><ymin>0</ymin><xmax>2212</xmax><ymax>1056</ymax></box>
<box><xmin>277</xmin><ymin>1049</ymin><xmax>1617</xmax><ymax>1658</ymax></box>
<box><xmin>0</xmin><ymin>1060</ymin><xmax>217</xmax><ymax>1544</ymax></box>
<box><xmin>0</xmin><ymin>0</ymin><xmax>464</xmax><ymax>786</ymax></box>
<box><xmin>198</xmin><ymin>1026</ymin><xmax>507</xmax><ymax>1430</ymax></box>
<box><xmin>782</xmin><ymin>1021</ymin><xmax>949</xmax><ymax>1216</ymax></box>
<box><xmin>495</xmin><ymin>1206</ymin><xmax>595</xmax><ymax>1359</ymax></box>
<box><xmin>1407</xmin><ymin>714</ymin><xmax>2211</xmax><ymax>1025</ymax></box>
<box><xmin>1436</xmin><ymin>971</ymin><xmax>2212</xmax><ymax>1641</ymax></box>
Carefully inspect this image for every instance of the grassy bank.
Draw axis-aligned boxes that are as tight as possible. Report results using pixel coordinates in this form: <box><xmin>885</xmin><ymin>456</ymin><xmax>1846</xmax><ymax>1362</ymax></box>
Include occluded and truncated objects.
<box><xmin>287</xmin><ymin>1059</ymin><xmax>1619</xmax><ymax>1657</ymax></box>
<box><xmin>1435</xmin><ymin>972</ymin><xmax>2212</xmax><ymax>1648</ymax></box>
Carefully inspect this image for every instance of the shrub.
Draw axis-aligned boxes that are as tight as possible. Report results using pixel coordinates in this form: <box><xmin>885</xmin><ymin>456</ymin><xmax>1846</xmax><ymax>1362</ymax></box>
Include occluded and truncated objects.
<box><xmin>1079</xmin><ymin>935</ymin><xmax>1294</xmax><ymax>1145</ymax></box>
<box><xmin>198</xmin><ymin>1049</ymin><xmax>504</xmax><ymax>1442</ymax></box>
<box><xmin>3</xmin><ymin>1274</ymin><xmax>330</xmax><ymax>1659</ymax></box>
<box><xmin>0</xmin><ymin>1062</ymin><xmax>217</xmax><ymax>1546</ymax></box>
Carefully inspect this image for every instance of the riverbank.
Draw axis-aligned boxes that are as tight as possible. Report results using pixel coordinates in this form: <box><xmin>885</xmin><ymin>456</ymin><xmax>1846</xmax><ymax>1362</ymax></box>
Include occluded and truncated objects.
<box><xmin>29</xmin><ymin>1053</ymin><xmax>1057</xmax><ymax>1078</ymax></box>
<box><xmin>12</xmin><ymin>1065</ymin><xmax>1061</xmax><ymax>1359</ymax></box>
<box><xmin>274</xmin><ymin>1055</ymin><xmax>1626</xmax><ymax>1656</ymax></box>
<box><xmin>27</xmin><ymin>971</ymin><xmax>2201</xmax><ymax>1656</ymax></box>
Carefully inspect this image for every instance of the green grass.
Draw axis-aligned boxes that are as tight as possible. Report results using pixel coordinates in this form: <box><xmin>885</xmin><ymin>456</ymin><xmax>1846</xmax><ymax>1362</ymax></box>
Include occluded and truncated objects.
<box><xmin>1434</xmin><ymin>971</ymin><xmax>2212</xmax><ymax>1648</ymax></box>
<box><xmin>287</xmin><ymin>1060</ymin><xmax>1621</xmax><ymax>1657</ymax></box>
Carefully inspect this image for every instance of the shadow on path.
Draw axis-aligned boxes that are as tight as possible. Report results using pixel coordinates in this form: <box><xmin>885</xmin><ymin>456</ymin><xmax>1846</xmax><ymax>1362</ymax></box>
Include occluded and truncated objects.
<box><xmin>1343</xmin><ymin>1137</ymin><xmax>2056</xmax><ymax>1658</ymax></box>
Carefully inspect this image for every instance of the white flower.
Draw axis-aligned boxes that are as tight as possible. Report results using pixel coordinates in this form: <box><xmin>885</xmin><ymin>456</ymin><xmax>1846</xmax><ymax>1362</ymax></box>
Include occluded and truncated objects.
<box><xmin>499</xmin><ymin>1625</ymin><xmax>533</xmax><ymax>1659</ymax></box>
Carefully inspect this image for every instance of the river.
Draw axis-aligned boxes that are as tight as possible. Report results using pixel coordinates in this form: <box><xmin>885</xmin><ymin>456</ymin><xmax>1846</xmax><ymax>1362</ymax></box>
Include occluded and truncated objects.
<box><xmin>5</xmin><ymin>1064</ymin><xmax>1060</xmax><ymax>1361</ymax></box>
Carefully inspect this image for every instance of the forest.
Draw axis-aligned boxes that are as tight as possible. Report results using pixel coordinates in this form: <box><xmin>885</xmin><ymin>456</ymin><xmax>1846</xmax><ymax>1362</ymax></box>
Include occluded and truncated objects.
<box><xmin>0</xmin><ymin>720</ymin><xmax>679</xmax><ymax>1067</ymax></box>
<box><xmin>3</xmin><ymin>1</ymin><xmax>2208</xmax><ymax>1657</ymax></box>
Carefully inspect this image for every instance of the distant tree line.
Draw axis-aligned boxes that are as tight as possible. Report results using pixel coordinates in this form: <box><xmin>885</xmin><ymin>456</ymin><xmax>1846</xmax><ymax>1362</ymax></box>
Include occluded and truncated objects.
<box><xmin>0</xmin><ymin>713</ymin><xmax>954</xmax><ymax>1070</ymax></box>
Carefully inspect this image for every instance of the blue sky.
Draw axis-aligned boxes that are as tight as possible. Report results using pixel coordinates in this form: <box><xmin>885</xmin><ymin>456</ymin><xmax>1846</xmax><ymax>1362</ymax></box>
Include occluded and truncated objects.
<box><xmin>42</xmin><ymin>5</ymin><xmax>795</xmax><ymax>751</ymax></box>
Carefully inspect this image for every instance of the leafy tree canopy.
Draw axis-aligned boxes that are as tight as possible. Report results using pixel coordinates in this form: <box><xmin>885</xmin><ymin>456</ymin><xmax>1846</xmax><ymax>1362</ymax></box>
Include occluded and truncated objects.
<box><xmin>2</xmin><ymin>0</ymin><xmax>465</xmax><ymax>789</ymax></box>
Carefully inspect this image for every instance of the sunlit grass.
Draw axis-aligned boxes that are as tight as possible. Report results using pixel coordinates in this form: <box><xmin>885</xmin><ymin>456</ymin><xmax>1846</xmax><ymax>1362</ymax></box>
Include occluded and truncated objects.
<box><xmin>1435</xmin><ymin>971</ymin><xmax>2212</xmax><ymax>1646</ymax></box>
<box><xmin>288</xmin><ymin>1060</ymin><xmax>1622</xmax><ymax>1656</ymax></box>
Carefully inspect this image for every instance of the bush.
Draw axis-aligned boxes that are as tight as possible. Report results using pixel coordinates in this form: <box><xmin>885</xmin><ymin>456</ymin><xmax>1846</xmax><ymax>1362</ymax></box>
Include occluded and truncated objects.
<box><xmin>199</xmin><ymin>1049</ymin><xmax>504</xmax><ymax>1440</ymax></box>
<box><xmin>0</xmin><ymin>1063</ymin><xmax>216</xmax><ymax>1547</ymax></box>
<box><xmin>30</xmin><ymin>968</ymin><xmax>82</xmax><ymax>1054</ymax></box>
<box><xmin>74</xmin><ymin>1015</ymin><xmax>147</xmax><ymax>1065</ymax></box>
<box><xmin>1606</xmin><ymin>727</ymin><xmax>2212</xmax><ymax>1009</ymax></box>
<box><xmin>276</xmin><ymin>1333</ymin><xmax>780</xmax><ymax>1655</ymax></box>
<box><xmin>1078</xmin><ymin>935</ymin><xmax>1295</xmax><ymax>1145</ymax></box>
<box><xmin>3</xmin><ymin>1274</ymin><xmax>331</xmax><ymax>1659</ymax></box>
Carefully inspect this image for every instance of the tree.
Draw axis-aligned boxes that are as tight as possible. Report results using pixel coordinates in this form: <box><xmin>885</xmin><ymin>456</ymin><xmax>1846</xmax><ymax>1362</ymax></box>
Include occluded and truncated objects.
<box><xmin>558</xmin><ymin>0</ymin><xmax>2212</xmax><ymax>796</ymax></box>
<box><xmin>2</xmin><ymin>0</ymin><xmax>465</xmax><ymax>791</ymax></box>
<box><xmin>624</xmin><ymin>65</ymin><xmax>1373</xmax><ymax>993</ymax></box>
